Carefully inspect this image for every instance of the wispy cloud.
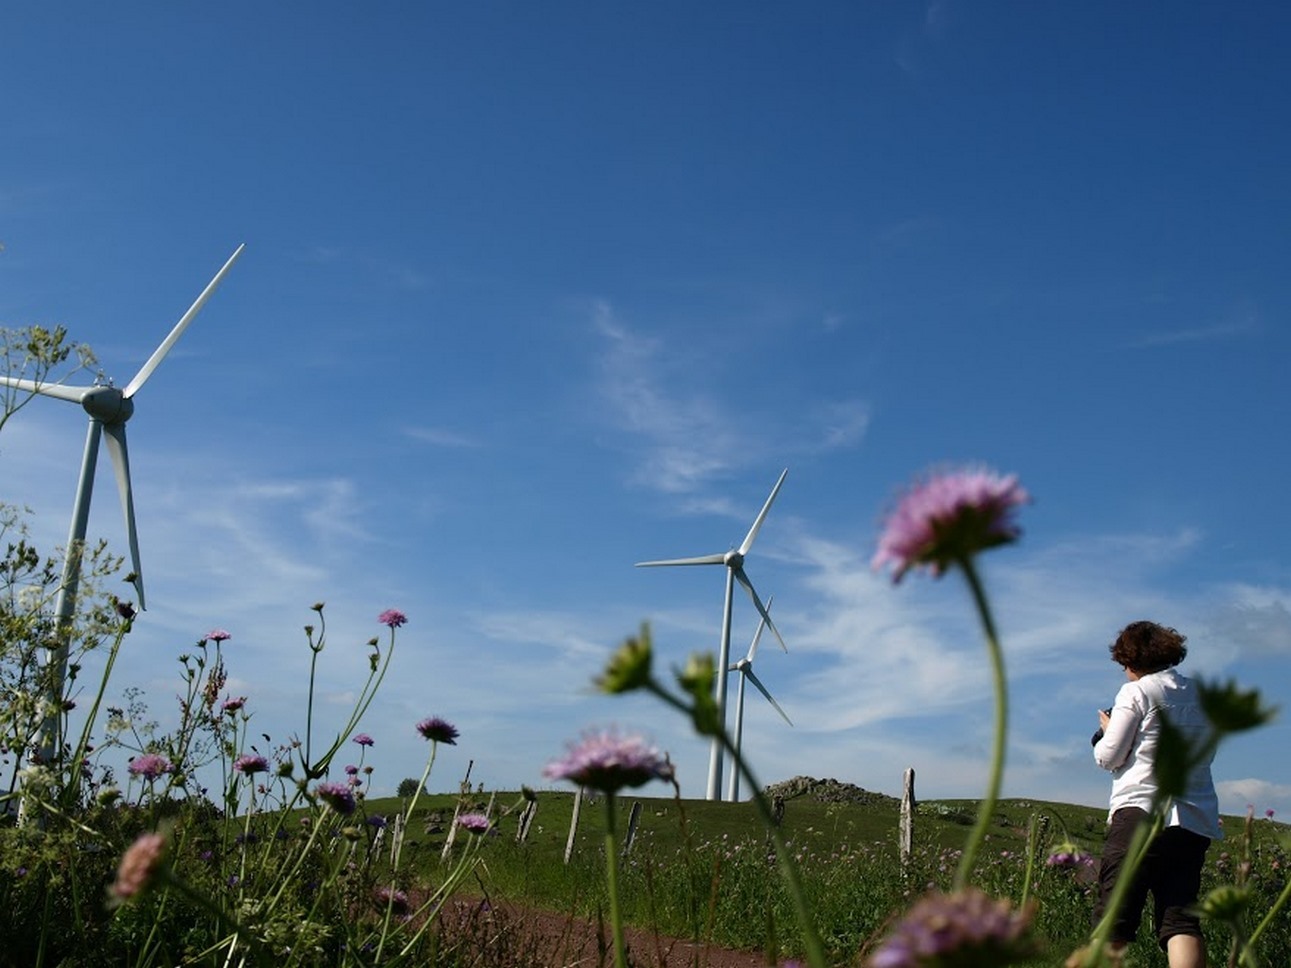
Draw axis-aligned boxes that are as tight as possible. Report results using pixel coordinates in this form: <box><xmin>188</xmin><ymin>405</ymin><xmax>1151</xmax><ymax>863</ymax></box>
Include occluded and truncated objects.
<box><xmin>1127</xmin><ymin>311</ymin><xmax>1260</xmax><ymax>349</ymax></box>
<box><xmin>402</xmin><ymin>425</ymin><xmax>483</xmax><ymax>448</ymax></box>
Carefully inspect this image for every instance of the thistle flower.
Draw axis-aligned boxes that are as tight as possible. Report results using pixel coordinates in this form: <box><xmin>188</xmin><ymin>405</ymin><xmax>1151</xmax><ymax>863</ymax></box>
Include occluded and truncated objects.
<box><xmin>110</xmin><ymin>832</ymin><xmax>166</xmax><ymax>902</ymax></box>
<box><xmin>128</xmin><ymin>753</ymin><xmax>173</xmax><ymax>781</ymax></box>
<box><xmin>416</xmin><ymin>716</ymin><xmax>459</xmax><ymax>745</ymax></box>
<box><xmin>378</xmin><ymin>608</ymin><xmax>408</xmax><ymax>628</ymax></box>
<box><xmin>233</xmin><ymin>753</ymin><xmax>270</xmax><ymax>775</ymax></box>
<box><xmin>352</xmin><ymin>733</ymin><xmax>375</xmax><ymax>747</ymax></box>
<box><xmin>456</xmin><ymin>812</ymin><xmax>492</xmax><ymax>834</ymax></box>
<box><xmin>205</xmin><ymin>628</ymin><xmax>231</xmax><ymax>642</ymax></box>
<box><xmin>543</xmin><ymin>728</ymin><xmax>673</xmax><ymax>794</ymax></box>
<box><xmin>316</xmin><ymin>780</ymin><xmax>357</xmax><ymax>815</ymax></box>
<box><xmin>873</xmin><ymin>468</ymin><xmax>1029</xmax><ymax>582</ymax></box>
<box><xmin>866</xmin><ymin>888</ymin><xmax>1036</xmax><ymax>967</ymax></box>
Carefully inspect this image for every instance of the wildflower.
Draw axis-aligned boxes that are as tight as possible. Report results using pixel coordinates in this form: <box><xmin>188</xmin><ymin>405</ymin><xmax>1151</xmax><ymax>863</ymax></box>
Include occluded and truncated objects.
<box><xmin>597</xmin><ymin>623</ymin><xmax>654</xmax><ymax>694</ymax></box>
<box><xmin>221</xmin><ymin>696</ymin><xmax>247</xmax><ymax>714</ymax></box>
<box><xmin>352</xmin><ymin>733</ymin><xmax>374</xmax><ymax>747</ymax></box>
<box><xmin>378</xmin><ymin>608</ymin><xmax>408</xmax><ymax>628</ymax></box>
<box><xmin>1267</xmin><ymin>808</ymin><xmax>1276</xmax><ymax>819</ymax></box>
<box><xmin>366</xmin><ymin>814</ymin><xmax>388</xmax><ymax>829</ymax></box>
<box><xmin>345</xmin><ymin>764</ymin><xmax>359</xmax><ymax>775</ymax></box>
<box><xmin>109</xmin><ymin>832</ymin><xmax>166</xmax><ymax>903</ymax></box>
<box><xmin>205</xmin><ymin>628</ymin><xmax>231</xmax><ymax>642</ymax></box>
<box><xmin>872</xmin><ymin>468</ymin><xmax>1029</xmax><ymax>582</ymax></box>
<box><xmin>233</xmin><ymin>753</ymin><xmax>270</xmax><ymax>775</ymax></box>
<box><xmin>543</xmin><ymin>728</ymin><xmax>673</xmax><ymax>794</ymax></box>
<box><xmin>113</xmin><ymin>597</ymin><xmax>137</xmax><ymax>622</ymax></box>
<box><xmin>316</xmin><ymin>780</ymin><xmax>357</xmax><ymax>815</ymax></box>
<box><xmin>416</xmin><ymin>716</ymin><xmax>459</xmax><ymax>745</ymax></box>
<box><xmin>866</xmin><ymin>888</ymin><xmax>1036</xmax><ymax>967</ymax></box>
<box><xmin>128</xmin><ymin>753</ymin><xmax>173</xmax><ymax>781</ymax></box>
<box><xmin>456</xmin><ymin>812</ymin><xmax>491</xmax><ymax>834</ymax></box>
<box><xmin>1045</xmin><ymin>849</ymin><xmax>1090</xmax><ymax>870</ymax></box>
<box><xmin>375</xmin><ymin>886</ymin><xmax>410</xmax><ymax>917</ymax></box>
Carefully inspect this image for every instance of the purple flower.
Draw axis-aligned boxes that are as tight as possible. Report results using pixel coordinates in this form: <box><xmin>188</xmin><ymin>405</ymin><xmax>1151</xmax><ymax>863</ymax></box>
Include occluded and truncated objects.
<box><xmin>366</xmin><ymin>814</ymin><xmax>388</xmax><ymax>829</ymax></box>
<box><xmin>1044</xmin><ymin>850</ymin><xmax>1090</xmax><ymax>871</ymax></box>
<box><xmin>378</xmin><ymin>608</ymin><xmax>408</xmax><ymax>628</ymax></box>
<box><xmin>352</xmin><ymin>733</ymin><xmax>375</xmax><ymax>747</ymax></box>
<box><xmin>1267</xmin><ymin>809</ymin><xmax>1276</xmax><ymax>819</ymax></box>
<box><xmin>128</xmin><ymin>753</ymin><xmax>174</xmax><ymax>781</ymax></box>
<box><xmin>543</xmin><ymin>728</ymin><xmax>673</xmax><ymax>794</ymax></box>
<box><xmin>234</xmin><ymin>754</ymin><xmax>270</xmax><ymax>775</ymax></box>
<box><xmin>315</xmin><ymin>780</ymin><xmax>357</xmax><ymax>815</ymax></box>
<box><xmin>221</xmin><ymin>696</ymin><xmax>246</xmax><ymax>714</ymax></box>
<box><xmin>455</xmin><ymin>812</ymin><xmax>491</xmax><ymax>834</ymax></box>
<box><xmin>344</xmin><ymin>764</ymin><xmax>359</xmax><ymax>776</ymax></box>
<box><xmin>416</xmin><ymin>716</ymin><xmax>459</xmax><ymax>745</ymax></box>
<box><xmin>375</xmin><ymin>886</ymin><xmax>410</xmax><ymax>917</ymax></box>
<box><xmin>873</xmin><ymin>468</ymin><xmax>1030</xmax><ymax>582</ymax></box>
<box><xmin>205</xmin><ymin>628</ymin><xmax>231</xmax><ymax>642</ymax></box>
<box><xmin>110</xmin><ymin>832</ymin><xmax>166</xmax><ymax>902</ymax></box>
<box><xmin>866</xmin><ymin>888</ymin><xmax>1035</xmax><ymax>968</ymax></box>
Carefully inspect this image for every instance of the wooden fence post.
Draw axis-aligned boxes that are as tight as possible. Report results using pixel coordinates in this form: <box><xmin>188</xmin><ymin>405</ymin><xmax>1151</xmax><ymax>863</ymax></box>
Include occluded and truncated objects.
<box><xmin>517</xmin><ymin>799</ymin><xmax>538</xmax><ymax>843</ymax></box>
<box><xmin>621</xmin><ymin>800</ymin><xmax>643</xmax><ymax>856</ymax></box>
<box><xmin>900</xmin><ymin>767</ymin><xmax>916</xmax><ymax>865</ymax></box>
<box><xmin>563</xmin><ymin>788</ymin><xmax>583</xmax><ymax>864</ymax></box>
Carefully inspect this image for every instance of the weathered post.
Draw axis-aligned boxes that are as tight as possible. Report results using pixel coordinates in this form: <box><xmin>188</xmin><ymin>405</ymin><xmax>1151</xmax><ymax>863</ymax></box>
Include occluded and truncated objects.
<box><xmin>900</xmin><ymin>767</ymin><xmax>916</xmax><ymax>865</ymax></box>
<box><xmin>621</xmin><ymin>800</ymin><xmax>643</xmax><ymax>856</ymax></box>
<box><xmin>517</xmin><ymin>799</ymin><xmax>538</xmax><ymax>843</ymax></box>
<box><xmin>564</xmin><ymin>788</ymin><xmax>583</xmax><ymax>864</ymax></box>
<box><xmin>441</xmin><ymin>759</ymin><xmax>474</xmax><ymax>860</ymax></box>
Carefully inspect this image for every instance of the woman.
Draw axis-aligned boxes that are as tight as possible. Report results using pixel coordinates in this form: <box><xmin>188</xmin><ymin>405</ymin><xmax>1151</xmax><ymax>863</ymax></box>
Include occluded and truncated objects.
<box><xmin>1092</xmin><ymin>620</ymin><xmax>1220</xmax><ymax>968</ymax></box>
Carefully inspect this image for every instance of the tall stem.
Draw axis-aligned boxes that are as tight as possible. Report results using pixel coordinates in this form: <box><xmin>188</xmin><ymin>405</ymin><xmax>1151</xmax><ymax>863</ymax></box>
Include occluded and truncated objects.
<box><xmin>954</xmin><ymin>556</ymin><xmax>1008</xmax><ymax>890</ymax></box>
<box><xmin>603</xmin><ymin>793</ymin><xmax>629</xmax><ymax>968</ymax></box>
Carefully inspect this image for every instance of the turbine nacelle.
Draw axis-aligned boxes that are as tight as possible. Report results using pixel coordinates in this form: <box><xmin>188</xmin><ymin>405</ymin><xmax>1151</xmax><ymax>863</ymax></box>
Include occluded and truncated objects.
<box><xmin>81</xmin><ymin>386</ymin><xmax>133</xmax><ymax>424</ymax></box>
<box><xmin>723</xmin><ymin>549</ymin><xmax>744</xmax><ymax>569</ymax></box>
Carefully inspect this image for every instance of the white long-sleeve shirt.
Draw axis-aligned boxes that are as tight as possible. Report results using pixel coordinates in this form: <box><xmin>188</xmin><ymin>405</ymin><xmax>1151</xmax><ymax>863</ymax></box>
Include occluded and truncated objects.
<box><xmin>1093</xmin><ymin>668</ymin><xmax>1222</xmax><ymax>840</ymax></box>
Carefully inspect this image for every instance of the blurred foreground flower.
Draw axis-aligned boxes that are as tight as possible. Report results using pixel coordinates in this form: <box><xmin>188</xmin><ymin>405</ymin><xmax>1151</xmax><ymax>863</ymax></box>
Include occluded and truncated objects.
<box><xmin>544</xmin><ymin>728</ymin><xmax>673</xmax><ymax>794</ymax></box>
<box><xmin>867</xmin><ymin>888</ymin><xmax>1037</xmax><ymax>968</ymax></box>
<box><xmin>456</xmin><ymin>812</ymin><xmax>492</xmax><ymax>834</ymax></box>
<box><xmin>315</xmin><ymin>780</ymin><xmax>357</xmax><ymax>815</ymax></box>
<box><xmin>873</xmin><ymin>468</ymin><xmax>1029</xmax><ymax>582</ymax></box>
<box><xmin>110</xmin><ymin>832</ymin><xmax>166</xmax><ymax>904</ymax></box>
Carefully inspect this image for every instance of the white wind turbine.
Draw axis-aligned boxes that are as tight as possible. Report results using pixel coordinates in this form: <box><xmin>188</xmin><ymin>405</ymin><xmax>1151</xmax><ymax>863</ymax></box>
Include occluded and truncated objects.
<box><xmin>727</xmin><ymin>596</ymin><xmax>792</xmax><ymax>802</ymax></box>
<box><xmin>1</xmin><ymin>244</ymin><xmax>245</xmax><ymax>767</ymax></box>
<box><xmin>636</xmin><ymin>468</ymin><xmax>788</xmax><ymax>801</ymax></box>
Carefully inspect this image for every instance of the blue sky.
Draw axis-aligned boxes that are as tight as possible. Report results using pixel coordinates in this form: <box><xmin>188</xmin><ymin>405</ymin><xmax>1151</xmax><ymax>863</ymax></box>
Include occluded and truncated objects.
<box><xmin>3</xmin><ymin>3</ymin><xmax>1289</xmax><ymax>817</ymax></box>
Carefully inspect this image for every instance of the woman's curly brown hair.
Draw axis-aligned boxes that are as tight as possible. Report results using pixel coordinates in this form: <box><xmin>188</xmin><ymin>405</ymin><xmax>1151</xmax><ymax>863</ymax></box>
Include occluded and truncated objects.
<box><xmin>1109</xmin><ymin>620</ymin><xmax>1188</xmax><ymax>673</ymax></box>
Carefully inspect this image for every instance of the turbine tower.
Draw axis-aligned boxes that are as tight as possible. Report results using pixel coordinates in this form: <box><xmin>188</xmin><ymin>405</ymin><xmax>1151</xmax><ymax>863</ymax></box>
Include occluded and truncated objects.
<box><xmin>636</xmin><ymin>468</ymin><xmax>788</xmax><ymax>801</ymax></box>
<box><xmin>727</xmin><ymin>597</ymin><xmax>792</xmax><ymax>802</ymax></box>
<box><xmin>1</xmin><ymin>244</ymin><xmax>245</xmax><ymax>768</ymax></box>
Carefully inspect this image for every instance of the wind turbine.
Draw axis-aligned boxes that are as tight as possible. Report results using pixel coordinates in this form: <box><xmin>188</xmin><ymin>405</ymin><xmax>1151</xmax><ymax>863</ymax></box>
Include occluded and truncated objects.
<box><xmin>2</xmin><ymin>244</ymin><xmax>245</xmax><ymax>767</ymax></box>
<box><xmin>727</xmin><ymin>597</ymin><xmax>792</xmax><ymax>802</ymax></box>
<box><xmin>636</xmin><ymin>467</ymin><xmax>788</xmax><ymax>801</ymax></box>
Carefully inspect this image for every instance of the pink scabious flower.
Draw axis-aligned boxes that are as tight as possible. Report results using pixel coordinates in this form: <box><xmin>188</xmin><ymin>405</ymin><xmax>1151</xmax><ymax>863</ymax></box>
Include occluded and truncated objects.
<box><xmin>205</xmin><ymin>628</ymin><xmax>231</xmax><ymax>642</ymax></box>
<box><xmin>110</xmin><ymin>832</ymin><xmax>166</xmax><ymax>902</ymax></box>
<box><xmin>872</xmin><ymin>468</ymin><xmax>1030</xmax><ymax>582</ymax></box>
<box><xmin>315</xmin><ymin>780</ymin><xmax>357</xmax><ymax>815</ymax></box>
<box><xmin>866</xmin><ymin>888</ymin><xmax>1036</xmax><ymax>968</ymax></box>
<box><xmin>374</xmin><ymin>886</ymin><xmax>410</xmax><ymax>917</ymax></box>
<box><xmin>233</xmin><ymin>754</ymin><xmax>269</xmax><ymax>775</ymax></box>
<box><xmin>455</xmin><ymin>812</ymin><xmax>492</xmax><ymax>834</ymax></box>
<box><xmin>416</xmin><ymin>716</ymin><xmax>459</xmax><ymax>745</ymax></box>
<box><xmin>378</xmin><ymin>608</ymin><xmax>408</xmax><ymax>628</ymax></box>
<box><xmin>221</xmin><ymin>696</ymin><xmax>247</xmax><ymax>714</ymax></box>
<box><xmin>128</xmin><ymin>753</ymin><xmax>174</xmax><ymax>781</ymax></box>
<box><xmin>543</xmin><ymin>728</ymin><xmax>673</xmax><ymax>794</ymax></box>
<box><xmin>352</xmin><ymin>733</ymin><xmax>375</xmax><ymax>747</ymax></box>
<box><xmin>1044</xmin><ymin>849</ymin><xmax>1091</xmax><ymax>871</ymax></box>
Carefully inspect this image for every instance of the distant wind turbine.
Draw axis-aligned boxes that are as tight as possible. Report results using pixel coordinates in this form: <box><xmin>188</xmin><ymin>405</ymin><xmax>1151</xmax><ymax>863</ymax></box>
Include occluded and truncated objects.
<box><xmin>636</xmin><ymin>468</ymin><xmax>789</xmax><ymax>801</ymax></box>
<box><xmin>1</xmin><ymin>244</ymin><xmax>245</xmax><ymax>768</ymax></box>
<box><xmin>727</xmin><ymin>596</ymin><xmax>792</xmax><ymax>803</ymax></box>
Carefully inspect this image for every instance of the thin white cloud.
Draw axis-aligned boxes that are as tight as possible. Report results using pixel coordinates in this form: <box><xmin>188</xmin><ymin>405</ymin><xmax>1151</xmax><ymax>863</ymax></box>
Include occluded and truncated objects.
<box><xmin>1127</xmin><ymin>312</ymin><xmax>1259</xmax><ymax>349</ymax></box>
<box><xmin>402</xmin><ymin>425</ymin><xmax>483</xmax><ymax>448</ymax></box>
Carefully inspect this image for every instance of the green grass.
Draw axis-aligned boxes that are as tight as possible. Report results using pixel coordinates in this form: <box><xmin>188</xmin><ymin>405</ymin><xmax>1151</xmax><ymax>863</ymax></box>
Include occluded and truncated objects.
<box><xmin>359</xmin><ymin>789</ymin><xmax>1289</xmax><ymax>966</ymax></box>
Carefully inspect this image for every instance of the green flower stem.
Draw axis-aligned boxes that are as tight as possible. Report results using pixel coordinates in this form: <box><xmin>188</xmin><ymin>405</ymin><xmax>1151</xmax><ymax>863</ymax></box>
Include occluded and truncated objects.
<box><xmin>647</xmin><ymin>682</ymin><xmax>828</xmax><ymax>968</ymax></box>
<box><xmin>954</xmin><ymin>555</ymin><xmax>1009</xmax><ymax>890</ymax></box>
<box><xmin>63</xmin><ymin>621</ymin><xmax>128</xmax><ymax>807</ymax></box>
<box><xmin>1241</xmin><ymin>873</ymin><xmax>1291</xmax><ymax>965</ymax></box>
<box><xmin>603</xmin><ymin>792</ymin><xmax>630</xmax><ymax>968</ymax></box>
<box><xmin>400</xmin><ymin>742</ymin><xmax>439</xmax><ymax>850</ymax></box>
<box><xmin>1019</xmin><ymin>814</ymin><xmax>1039</xmax><ymax>909</ymax></box>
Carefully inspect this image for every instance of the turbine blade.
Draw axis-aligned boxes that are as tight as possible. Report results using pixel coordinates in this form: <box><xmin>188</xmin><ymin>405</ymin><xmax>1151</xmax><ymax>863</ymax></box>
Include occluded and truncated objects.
<box><xmin>635</xmin><ymin>553</ymin><xmax>726</xmax><ymax>567</ymax></box>
<box><xmin>0</xmin><ymin>377</ymin><xmax>91</xmax><ymax>404</ymax></box>
<box><xmin>124</xmin><ymin>244</ymin><xmax>245</xmax><ymax>398</ymax></box>
<box><xmin>102</xmin><ymin>423</ymin><xmax>145</xmax><ymax>610</ymax></box>
<box><xmin>737</xmin><ymin>468</ymin><xmax>788</xmax><ymax>556</ymax></box>
<box><xmin>746</xmin><ymin>594</ymin><xmax>773</xmax><ymax>662</ymax></box>
<box><xmin>746</xmin><ymin>668</ymin><xmax>793</xmax><ymax>726</ymax></box>
<box><xmin>734</xmin><ymin>567</ymin><xmax>787</xmax><ymax>652</ymax></box>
